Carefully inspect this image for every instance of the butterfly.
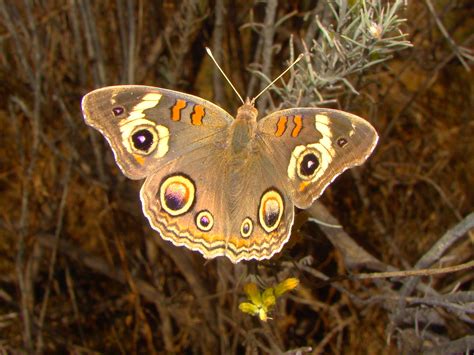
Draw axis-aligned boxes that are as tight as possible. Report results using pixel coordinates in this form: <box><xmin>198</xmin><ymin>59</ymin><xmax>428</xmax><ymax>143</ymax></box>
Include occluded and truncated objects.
<box><xmin>81</xmin><ymin>84</ymin><xmax>378</xmax><ymax>263</ymax></box>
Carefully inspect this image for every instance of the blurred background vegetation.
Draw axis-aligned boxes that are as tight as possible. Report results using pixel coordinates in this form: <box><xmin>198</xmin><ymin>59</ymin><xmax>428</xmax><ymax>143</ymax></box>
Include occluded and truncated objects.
<box><xmin>0</xmin><ymin>0</ymin><xmax>473</xmax><ymax>353</ymax></box>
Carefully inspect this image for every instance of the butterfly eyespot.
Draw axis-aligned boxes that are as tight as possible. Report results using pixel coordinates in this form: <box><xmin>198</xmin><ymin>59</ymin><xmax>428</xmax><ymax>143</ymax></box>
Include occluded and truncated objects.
<box><xmin>122</xmin><ymin>122</ymin><xmax>169</xmax><ymax>157</ymax></box>
<box><xmin>131</xmin><ymin>129</ymin><xmax>155</xmax><ymax>152</ymax></box>
<box><xmin>299</xmin><ymin>152</ymin><xmax>320</xmax><ymax>177</ymax></box>
<box><xmin>258</xmin><ymin>189</ymin><xmax>284</xmax><ymax>233</ymax></box>
<box><xmin>289</xmin><ymin>146</ymin><xmax>323</xmax><ymax>181</ymax></box>
<box><xmin>159</xmin><ymin>174</ymin><xmax>195</xmax><ymax>216</ymax></box>
<box><xmin>337</xmin><ymin>137</ymin><xmax>348</xmax><ymax>148</ymax></box>
<box><xmin>240</xmin><ymin>217</ymin><xmax>253</xmax><ymax>238</ymax></box>
<box><xmin>195</xmin><ymin>210</ymin><xmax>214</xmax><ymax>232</ymax></box>
<box><xmin>288</xmin><ymin>143</ymin><xmax>326</xmax><ymax>182</ymax></box>
<box><xmin>123</xmin><ymin>125</ymin><xmax>161</xmax><ymax>155</ymax></box>
<box><xmin>112</xmin><ymin>106</ymin><xmax>124</xmax><ymax>116</ymax></box>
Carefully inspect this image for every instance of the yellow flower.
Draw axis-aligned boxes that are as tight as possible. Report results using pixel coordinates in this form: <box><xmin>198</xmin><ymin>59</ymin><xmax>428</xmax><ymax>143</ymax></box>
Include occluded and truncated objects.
<box><xmin>238</xmin><ymin>302</ymin><xmax>259</xmax><ymax>316</ymax></box>
<box><xmin>239</xmin><ymin>278</ymin><xmax>299</xmax><ymax>321</ymax></box>
<box><xmin>274</xmin><ymin>278</ymin><xmax>299</xmax><ymax>297</ymax></box>
<box><xmin>244</xmin><ymin>282</ymin><xmax>261</xmax><ymax>305</ymax></box>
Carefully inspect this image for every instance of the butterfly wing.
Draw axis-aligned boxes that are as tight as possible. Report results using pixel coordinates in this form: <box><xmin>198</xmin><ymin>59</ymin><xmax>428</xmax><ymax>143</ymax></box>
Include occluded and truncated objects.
<box><xmin>83</xmin><ymin>86</ymin><xmax>293</xmax><ymax>262</ymax></box>
<box><xmin>257</xmin><ymin>108</ymin><xmax>378</xmax><ymax>208</ymax></box>
<box><xmin>83</xmin><ymin>87</ymin><xmax>378</xmax><ymax>263</ymax></box>
<box><xmin>139</xmin><ymin>140</ymin><xmax>295</xmax><ymax>263</ymax></box>
<box><xmin>82</xmin><ymin>85</ymin><xmax>233</xmax><ymax>179</ymax></box>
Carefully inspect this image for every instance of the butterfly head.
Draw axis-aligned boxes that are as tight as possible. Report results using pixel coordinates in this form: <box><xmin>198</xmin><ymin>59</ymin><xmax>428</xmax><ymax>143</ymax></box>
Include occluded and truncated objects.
<box><xmin>236</xmin><ymin>98</ymin><xmax>258</xmax><ymax>123</ymax></box>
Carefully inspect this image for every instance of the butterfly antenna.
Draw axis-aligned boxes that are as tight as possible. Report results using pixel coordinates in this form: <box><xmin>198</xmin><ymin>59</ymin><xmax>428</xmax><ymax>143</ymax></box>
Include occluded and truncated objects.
<box><xmin>205</xmin><ymin>47</ymin><xmax>245</xmax><ymax>105</ymax></box>
<box><xmin>250</xmin><ymin>53</ymin><xmax>304</xmax><ymax>105</ymax></box>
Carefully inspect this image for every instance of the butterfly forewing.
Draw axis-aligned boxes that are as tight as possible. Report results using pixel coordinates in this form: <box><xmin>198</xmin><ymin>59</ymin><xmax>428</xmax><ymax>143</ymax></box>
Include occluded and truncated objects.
<box><xmin>257</xmin><ymin>108</ymin><xmax>378</xmax><ymax>208</ymax></box>
<box><xmin>81</xmin><ymin>85</ymin><xmax>233</xmax><ymax>179</ymax></box>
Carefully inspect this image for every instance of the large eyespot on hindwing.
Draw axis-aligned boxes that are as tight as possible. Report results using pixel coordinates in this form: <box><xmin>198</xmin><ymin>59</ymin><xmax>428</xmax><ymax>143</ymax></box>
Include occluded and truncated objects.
<box><xmin>119</xmin><ymin>119</ymin><xmax>170</xmax><ymax>157</ymax></box>
<box><xmin>258</xmin><ymin>189</ymin><xmax>284</xmax><ymax>233</ymax></box>
<box><xmin>159</xmin><ymin>174</ymin><xmax>196</xmax><ymax>216</ymax></box>
<box><xmin>240</xmin><ymin>217</ymin><xmax>253</xmax><ymax>238</ymax></box>
<box><xmin>195</xmin><ymin>210</ymin><xmax>214</xmax><ymax>232</ymax></box>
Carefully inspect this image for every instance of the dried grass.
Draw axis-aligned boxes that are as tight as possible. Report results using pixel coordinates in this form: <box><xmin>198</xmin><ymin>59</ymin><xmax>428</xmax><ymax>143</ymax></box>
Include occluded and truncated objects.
<box><xmin>0</xmin><ymin>0</ymin><xmax>473</xmax><ymax>353</ymax></box>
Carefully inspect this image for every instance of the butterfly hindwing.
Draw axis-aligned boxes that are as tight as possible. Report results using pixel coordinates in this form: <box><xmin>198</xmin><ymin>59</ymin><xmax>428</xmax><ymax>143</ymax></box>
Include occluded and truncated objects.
<box><xmin>139</xmin><ymin>136</ymin><xmax>295</xmax><ymax>263</ymax></box>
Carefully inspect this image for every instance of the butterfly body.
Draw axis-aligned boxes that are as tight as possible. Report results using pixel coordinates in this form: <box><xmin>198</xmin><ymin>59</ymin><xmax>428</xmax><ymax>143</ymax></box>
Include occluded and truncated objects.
<box><xmin>82</xmin><ymin>85</ymin><xmax>378</xmax><ymax>263</ymax></box>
